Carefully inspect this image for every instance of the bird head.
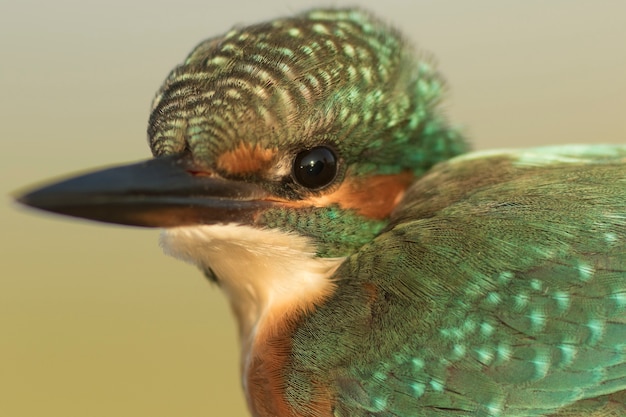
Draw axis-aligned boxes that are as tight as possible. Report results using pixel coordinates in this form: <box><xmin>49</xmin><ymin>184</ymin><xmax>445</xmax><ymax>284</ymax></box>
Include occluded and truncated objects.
<box><xmin>18</xmin><ymin>8</ymin><xmax>467</xmax><ymax>340</ymax></box>
<box><xmin>147</xmin><ymin>8</ymin><xmax>467</xmax><ymax>255</ymax></box>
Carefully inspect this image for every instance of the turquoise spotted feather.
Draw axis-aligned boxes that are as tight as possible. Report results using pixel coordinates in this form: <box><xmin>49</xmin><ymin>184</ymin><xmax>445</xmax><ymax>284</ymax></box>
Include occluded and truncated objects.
<box><xmin>289</xmin><ymin>146</ymin><xmax>626</xmax><ymax>416</ymax></box>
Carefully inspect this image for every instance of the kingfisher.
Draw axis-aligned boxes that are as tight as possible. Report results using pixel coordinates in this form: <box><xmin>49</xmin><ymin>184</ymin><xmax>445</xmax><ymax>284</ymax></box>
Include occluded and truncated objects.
<box><xmin>16</xmin><ymin>8</ymin><xmax>626</xmax><ymax>417</ymax></box>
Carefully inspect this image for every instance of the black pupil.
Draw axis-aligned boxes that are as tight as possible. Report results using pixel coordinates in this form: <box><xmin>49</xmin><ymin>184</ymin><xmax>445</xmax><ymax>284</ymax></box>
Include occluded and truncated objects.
<box><xmin>307</xmin><ymin>161</ymin><xmax>324</xmax><ymax>176</ymax></box>
<box><xmin>293</xmin><ymin>146</ymin><xmax>337</xmax><ymax>189</ymax></box>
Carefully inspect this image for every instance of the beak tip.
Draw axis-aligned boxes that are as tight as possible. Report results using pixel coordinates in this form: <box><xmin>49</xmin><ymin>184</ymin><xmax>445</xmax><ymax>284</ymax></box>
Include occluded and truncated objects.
<box><xmin>13</xmin><ymin>188</ymin><xmax>41</xmax><ymax>210</ymax></box>
<box><xmin>14</xmin><ymin>183</ymin><xmax>63</xmax><ymax>211</ymax></box>
<box><xmin>15</xmin><ymin>188</ymin><xmax>38</xmax><ymax>205</ymax></box>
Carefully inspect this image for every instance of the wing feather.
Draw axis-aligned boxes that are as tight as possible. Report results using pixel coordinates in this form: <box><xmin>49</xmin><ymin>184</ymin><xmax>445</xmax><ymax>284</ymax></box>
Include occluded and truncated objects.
<box><xmin>291</xmin><ymin>146</ymin><xmax>626</xmax><ymax>416</ymax></box>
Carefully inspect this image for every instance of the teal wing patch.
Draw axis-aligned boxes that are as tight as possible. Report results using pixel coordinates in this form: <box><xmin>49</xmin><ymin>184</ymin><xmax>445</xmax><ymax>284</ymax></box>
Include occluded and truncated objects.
<box><xmin>330</xmin><ymin>146</ymin><xmax>626</xmax><ymax>416</ymax></box>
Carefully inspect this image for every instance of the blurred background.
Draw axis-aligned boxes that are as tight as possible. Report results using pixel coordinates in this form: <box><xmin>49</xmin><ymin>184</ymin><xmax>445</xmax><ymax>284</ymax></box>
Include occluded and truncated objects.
<box><xmin>1</xmin><ymin>0</ymin><xmax>625</xmax><ymax>416</ymax></box>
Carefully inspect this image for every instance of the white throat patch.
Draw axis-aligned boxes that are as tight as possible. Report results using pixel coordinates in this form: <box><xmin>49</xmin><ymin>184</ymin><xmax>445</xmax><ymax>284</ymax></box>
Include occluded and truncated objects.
<box><xmin>160</xmin><ymin>224</ymin><xmax>344</xmax><ymax>344</ymax></box>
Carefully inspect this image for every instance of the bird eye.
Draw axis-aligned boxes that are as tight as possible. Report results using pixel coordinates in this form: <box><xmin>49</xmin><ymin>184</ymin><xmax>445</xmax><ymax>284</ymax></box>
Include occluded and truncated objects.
<box><xmin>292</xmin><ymin>146</ymin><xmax>338</xmax><ymax>189</ymax></box>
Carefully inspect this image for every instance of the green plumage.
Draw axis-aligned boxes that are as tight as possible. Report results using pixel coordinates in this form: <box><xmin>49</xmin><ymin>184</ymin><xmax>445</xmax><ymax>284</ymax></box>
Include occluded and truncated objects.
<box><xmin>259</xmin><ymin>206</ymin><xmax>387</xmax><ymax>257</ymax></box>
<box><xmin>289</xmin><ymin>146</ymin><xmax>626</xmax><ymax>416</ymax></box>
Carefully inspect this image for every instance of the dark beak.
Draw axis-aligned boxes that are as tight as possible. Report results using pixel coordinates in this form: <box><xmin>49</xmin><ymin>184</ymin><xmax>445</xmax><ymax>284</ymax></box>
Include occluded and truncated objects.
<box><xmin>16</xmin><ymin>155</ymin><xmax>272</xmax><ymax>227</ymax></box>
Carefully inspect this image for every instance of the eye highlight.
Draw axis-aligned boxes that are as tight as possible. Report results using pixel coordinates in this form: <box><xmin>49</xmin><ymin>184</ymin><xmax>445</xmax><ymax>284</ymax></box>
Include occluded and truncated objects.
<box><xmin>292</xmin><ymin>146</ymin><xmax>338</xmax><ymax>189</ymax></box>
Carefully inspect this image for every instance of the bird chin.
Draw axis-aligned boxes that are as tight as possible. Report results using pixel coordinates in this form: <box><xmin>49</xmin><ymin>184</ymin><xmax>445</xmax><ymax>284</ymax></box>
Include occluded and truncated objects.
<box><xmin>159</xmin><ymin>223</ymin><xmax>344</xmax><ymax>343</ymax></box>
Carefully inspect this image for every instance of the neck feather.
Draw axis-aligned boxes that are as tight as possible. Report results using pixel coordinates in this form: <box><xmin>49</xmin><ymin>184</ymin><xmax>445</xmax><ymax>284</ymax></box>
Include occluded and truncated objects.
<box><xmin>160</xmin><ymin>224</ymin><xmax>343</xmax><ymax>348</ymax></box>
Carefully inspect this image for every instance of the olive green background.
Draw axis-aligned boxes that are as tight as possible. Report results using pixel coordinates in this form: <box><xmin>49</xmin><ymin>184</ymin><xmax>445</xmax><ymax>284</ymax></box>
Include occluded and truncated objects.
<box><xmin>1</xmin><ymin>1</ymin><xmax>625</xmax><ymax>416</ymax></box>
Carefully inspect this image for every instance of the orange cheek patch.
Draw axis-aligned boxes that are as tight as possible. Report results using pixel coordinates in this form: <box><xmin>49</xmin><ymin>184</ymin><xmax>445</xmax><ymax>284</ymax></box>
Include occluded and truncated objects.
<box><xmin>309</xmin><ymin>171</ymin><xmax>414</xmax><ymax>219</ymax></box>
<box><xmin>217</xmin><ymin>142</ymin><xmax>277</xmax><ymax>175</ymax></box>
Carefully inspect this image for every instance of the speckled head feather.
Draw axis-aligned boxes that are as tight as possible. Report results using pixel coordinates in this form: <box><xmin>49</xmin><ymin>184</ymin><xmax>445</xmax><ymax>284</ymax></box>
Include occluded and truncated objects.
<box><xmin>148</xmin><ymin>8</ymin><xmax>466</xmax><ymax>180</ymax></box>
<box><xmin>146</xmin><ymin>8</ymin><xmax>468</xmax><ymax>258</ymax></box>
